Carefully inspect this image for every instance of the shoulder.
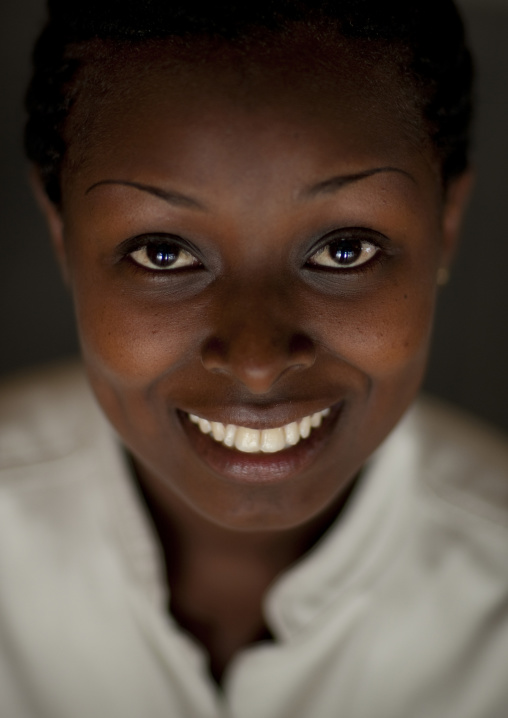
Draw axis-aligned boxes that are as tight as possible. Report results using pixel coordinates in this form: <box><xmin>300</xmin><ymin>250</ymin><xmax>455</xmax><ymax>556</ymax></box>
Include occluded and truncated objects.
<box><xmin>0</xmin><ymin>361</ymin><xmax>106</xmax><ymax>473</ymax></box>
<box><xmin>406</xmin><ymin>397</ymin><xmax>508</xmax><ymax>529</ymax></box>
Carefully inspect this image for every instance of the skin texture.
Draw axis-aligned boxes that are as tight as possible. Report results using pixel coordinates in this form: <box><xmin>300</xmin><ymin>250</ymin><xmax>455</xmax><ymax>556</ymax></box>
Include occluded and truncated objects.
<box><xmin>37</xmin><ymin>41</ymin><xmax>472</xmax><ymax>682</ymax></box>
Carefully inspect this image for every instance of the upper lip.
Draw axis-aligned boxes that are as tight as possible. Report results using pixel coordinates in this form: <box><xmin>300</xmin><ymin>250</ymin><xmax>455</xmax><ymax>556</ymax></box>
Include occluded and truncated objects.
<box><xmin>178</xmin><ymin>401</ymin><xmax>341</xmax><ymax>430</ymax></box>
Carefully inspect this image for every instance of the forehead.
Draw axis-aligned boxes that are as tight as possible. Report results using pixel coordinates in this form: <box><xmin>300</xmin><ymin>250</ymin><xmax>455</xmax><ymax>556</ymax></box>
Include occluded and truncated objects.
<box><xmin>62</xmin><ymin>33</ymin><xmax>435</xmax><ymax>197</ymax></box>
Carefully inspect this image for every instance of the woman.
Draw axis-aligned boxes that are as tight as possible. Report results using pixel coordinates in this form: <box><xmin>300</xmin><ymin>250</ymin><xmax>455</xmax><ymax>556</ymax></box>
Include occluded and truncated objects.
<box><xmin>1</xmin><ymin>1</ymin><xmax>507</xmax><ymax>716</ymax></box>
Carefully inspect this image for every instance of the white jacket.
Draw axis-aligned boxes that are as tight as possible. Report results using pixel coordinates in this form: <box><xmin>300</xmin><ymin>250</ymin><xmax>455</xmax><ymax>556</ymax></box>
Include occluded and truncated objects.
<box><xmin>0</xmin><ymin>362</ymin><xmax>507</xmax><ymax>718</ymax></box>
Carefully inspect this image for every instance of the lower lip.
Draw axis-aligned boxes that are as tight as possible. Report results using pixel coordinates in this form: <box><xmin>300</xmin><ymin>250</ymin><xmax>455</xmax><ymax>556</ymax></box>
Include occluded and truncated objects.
<box><xmin>179</xmin><ymin>405</ymin><xmax>342</xmax><ymax>485</ymax></box>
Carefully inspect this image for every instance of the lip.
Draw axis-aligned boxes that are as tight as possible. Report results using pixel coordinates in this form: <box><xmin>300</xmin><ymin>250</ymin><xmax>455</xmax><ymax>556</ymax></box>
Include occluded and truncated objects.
<box><xmin>177</xmin><ymin>401</ymin><xmax>335</xmax><ymax>431</ymax></box>
<box><xmin>179</xmin><ymin>402</ymin><xmax>343</xmax><ymax>485</ymax></box>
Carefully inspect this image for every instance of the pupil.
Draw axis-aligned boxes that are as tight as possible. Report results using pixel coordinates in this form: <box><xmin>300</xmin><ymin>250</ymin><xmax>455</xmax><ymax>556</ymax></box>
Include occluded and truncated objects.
<box><xmin>147</xmin><ymin>243</ymin><xmax>178</xmax><ymax>267</ymax></box>
<box><xmin>329</xmin><ymin>238</ymin><xmax>362</xmax><ymax>265</ymax></box>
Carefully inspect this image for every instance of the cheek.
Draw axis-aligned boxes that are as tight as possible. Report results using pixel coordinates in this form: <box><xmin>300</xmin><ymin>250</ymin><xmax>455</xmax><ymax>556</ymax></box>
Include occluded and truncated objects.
<box><xmin>71</xmin><ymin>276</ymin><xmax>202</xmax><ymax>384</ymax></box>
<box><xmin>73</xmin><ymin>273</ymin><xmax>436</xmax><ymax>384</ymax></box>
<box><xmin>306</xmin><ymin>274</ymin><xmax>437</xmax><ymax>380</ymax></box>
<box><xmin>70</xmin><ymin>281</ymin><xmax>208</xmax><ymax>449</ymax></box>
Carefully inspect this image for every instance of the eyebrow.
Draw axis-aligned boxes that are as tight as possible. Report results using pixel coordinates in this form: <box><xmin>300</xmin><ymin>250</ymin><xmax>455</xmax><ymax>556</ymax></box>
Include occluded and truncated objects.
<box><xmin>86</xmin><ymin>166</ymin><xmax>415</xmax><ymax>207</ymax></box>
<box><xmin>302</xmin><ymin>166</ymin><xmax>416</xmax><ymax>198</ymax></box>
<box><xmin>85</xmin><ymin>179</ymin><xmax>206</xmax><ymax>209</ymax></box>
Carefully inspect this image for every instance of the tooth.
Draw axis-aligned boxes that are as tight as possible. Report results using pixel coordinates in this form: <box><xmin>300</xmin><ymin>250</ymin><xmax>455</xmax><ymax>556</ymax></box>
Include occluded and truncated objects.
<box><xmin>261</xmin><ymin>428</ymin><xmax>286</xmax><ymax>453</ymax></box>
<box><xmin>223</xmin><ymin>424</ymin><xmax>237</xmax><ymax>447</ymax></box>
<box><xmin>284</xmin><ymin>422</ymin><xmax>300</xmax><ymax>446</ymax></box>
<box><xmin>235</xmin><ymin>427</ymin><xmax>261</xmax><ymax>453</ymax></box>
<box><xmin>299</xmin><ymin>416</ymin><xmax>311</xmax><ymax>439</ymax></box>
<box><xmin>189</xmin><ymin>407</ymin><xmax>332</xmax><ymax>451</ymax></box>
<box><xmin>310</xmin><ymin>412</ymin><xmax>322</xmax><ymax>428</ymax></box>
<box><xmin>211</xmin><ymin>422</ymin><xmax>226</xmax><ymax>441</ymax></box>
<box><xmin>198</xmin><ymin>418</ymin><xmax>212</xmax><ymax>434</ymax></box>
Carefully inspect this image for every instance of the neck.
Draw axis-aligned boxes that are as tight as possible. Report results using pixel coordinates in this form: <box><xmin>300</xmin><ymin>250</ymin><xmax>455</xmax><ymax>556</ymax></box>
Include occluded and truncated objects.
<box><xmin>130</xmin><ymin>456</ymin><xmax>359</xmax><ymax>685</ymax></box>
<box><xmin>132</xmin><ymin>456</ymin><xmax>358</xmax><ymax>574</ymax></box>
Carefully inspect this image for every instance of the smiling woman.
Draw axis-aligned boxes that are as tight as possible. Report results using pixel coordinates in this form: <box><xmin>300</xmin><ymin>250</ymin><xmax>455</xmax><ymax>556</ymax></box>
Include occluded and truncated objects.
<box><xmin>51</xmin><ymin>49</ymin><xmax>449</xmax><ymax>529</ymax></box>
<box><xmin>1</xmin><ymin>1</ymin><xmax>508</xmax><ymax>717</ymax></box>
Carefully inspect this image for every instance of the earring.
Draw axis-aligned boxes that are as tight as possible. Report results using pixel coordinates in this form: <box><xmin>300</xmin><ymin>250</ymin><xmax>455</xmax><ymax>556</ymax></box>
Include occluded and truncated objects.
<box><xmin>437</xmin><ymin>267</ymin><xmax>450</xmax><ymax>287</ymax></box>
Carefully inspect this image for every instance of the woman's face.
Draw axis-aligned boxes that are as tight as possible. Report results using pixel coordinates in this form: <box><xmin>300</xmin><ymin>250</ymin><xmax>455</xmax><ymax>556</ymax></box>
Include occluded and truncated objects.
<box><xmin>46</xmin><ymin>43</ymin><xmax>469</xmax><ymax>532</ymax></box>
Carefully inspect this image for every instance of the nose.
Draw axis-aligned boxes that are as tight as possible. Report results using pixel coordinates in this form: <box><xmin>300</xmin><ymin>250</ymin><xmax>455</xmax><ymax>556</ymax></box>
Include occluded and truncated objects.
<box><xmin>201</xmin><ymin>311</ymin><xmax>316</xmax><ymax>395</ymax></box>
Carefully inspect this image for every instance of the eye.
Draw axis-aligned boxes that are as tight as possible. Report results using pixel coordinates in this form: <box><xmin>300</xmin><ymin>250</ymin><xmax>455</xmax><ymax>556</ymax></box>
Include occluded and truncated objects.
<box><xmin>307</xmin><ymin>237</ymin><xmax>379</xmax><ymax>269</ymax></box>
<box><xmin>128</xmin><ymin>238</ymin><xmax>201</xmax><ymax>271</ymax></box>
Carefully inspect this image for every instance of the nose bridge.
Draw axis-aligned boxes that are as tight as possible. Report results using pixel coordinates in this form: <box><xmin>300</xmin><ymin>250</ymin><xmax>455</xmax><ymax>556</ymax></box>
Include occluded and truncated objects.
<box><xmin>200</xmin><ymin>277</ymin><xmax>315</xmax><ymax>394</ymax></box>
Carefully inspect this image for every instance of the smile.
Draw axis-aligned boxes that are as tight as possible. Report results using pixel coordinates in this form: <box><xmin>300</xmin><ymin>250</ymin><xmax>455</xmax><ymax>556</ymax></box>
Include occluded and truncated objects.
<box><xmin>188</xmin><ymin>408</ymin><xmax>331</xmax><ymax>454</ymax></box>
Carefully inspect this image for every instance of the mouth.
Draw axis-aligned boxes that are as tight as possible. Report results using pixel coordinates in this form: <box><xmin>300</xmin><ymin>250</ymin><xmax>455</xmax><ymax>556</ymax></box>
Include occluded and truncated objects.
<box><xmin>179</xmin><ymin>403</ymin><xmax>342</xmax><ymax>484</ymax></box>
<box><xmin>188</xmin><ymin>407</ymin><xmax>330</xmax><ymax>453</ymax></box>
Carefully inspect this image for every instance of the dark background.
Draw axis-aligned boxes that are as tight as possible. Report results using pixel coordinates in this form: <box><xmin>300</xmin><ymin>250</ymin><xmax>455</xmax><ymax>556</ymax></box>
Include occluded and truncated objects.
<box><xmin>1</xmin><ymin>0</ymin><xmax>507</xmax><ymax>432</ymax></box>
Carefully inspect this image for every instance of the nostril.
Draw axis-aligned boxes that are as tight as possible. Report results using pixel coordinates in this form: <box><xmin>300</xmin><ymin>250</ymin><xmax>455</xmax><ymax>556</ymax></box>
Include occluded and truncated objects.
<box><xmin>201</xmin><ymin>336</ymin><xmax>229</xmax><ymax>372</ymax></box>
<box><xmin>288</xmin><ymin>333</ymin><xmax>316</xmax><ymax>369</ymax></box>
<box><xmin>200</xmin><ymin>330</ymin><xmax>316</xmax><ymax>388</ymax></box>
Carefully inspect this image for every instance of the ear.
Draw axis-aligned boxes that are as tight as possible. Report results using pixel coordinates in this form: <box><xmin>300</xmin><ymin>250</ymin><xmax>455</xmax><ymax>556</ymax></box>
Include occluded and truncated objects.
<box><xmin>30</xmin><ymin>168</ymin><xmax>70</xmax><ymax>285</ymax></box>
<box><xmin>440</xmin><ymin>168</ymin><xmax>474</xmax><ymax>268</ymax></box>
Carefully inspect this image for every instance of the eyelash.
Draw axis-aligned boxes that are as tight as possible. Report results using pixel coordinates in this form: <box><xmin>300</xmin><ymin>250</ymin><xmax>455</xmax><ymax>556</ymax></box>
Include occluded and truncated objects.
<box><xmin>305</xmin><ymin>237</ymin><xmax>382</xmax><ymax>274</ymax></box>
<box><xmin>304</xmin><ymin>229</ymin><xmax>389</xmax><ymax>277</ymax></box>
<box><xmin>120</xmin><ymin>230</ymin><xmax>387</xmax><ymax>276</ymax></box>
<box><xmin>120</xmin><ymin>235</ymin><xmax>203</xmax><ymax>274</ymax></box>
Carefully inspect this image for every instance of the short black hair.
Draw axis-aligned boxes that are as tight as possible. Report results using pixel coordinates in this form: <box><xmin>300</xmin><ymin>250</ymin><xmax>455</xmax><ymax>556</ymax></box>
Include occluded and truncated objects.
<box><xmin>25</xmin><ymin>0</ymin><xmax>474</xmax><ymax>205</ymax></box>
